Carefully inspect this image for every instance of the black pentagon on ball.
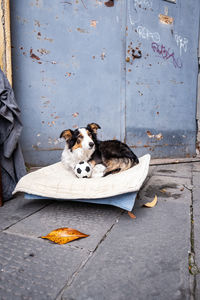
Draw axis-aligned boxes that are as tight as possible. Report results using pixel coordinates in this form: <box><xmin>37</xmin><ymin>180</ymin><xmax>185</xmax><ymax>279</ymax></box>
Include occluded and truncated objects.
<box><xmin>85</xmin><ymin>166</ymin><xmax>90</xmax><ymax>172</ymax></box>
<box><xmin>79</xmin><ymin>161</ymin><xmax>84</xmax><ymax>164</ymax></box>
<box><xmin>77</xmin><ymin>168</ymin><xmax>82</xmax><ymax>174</ymax></box>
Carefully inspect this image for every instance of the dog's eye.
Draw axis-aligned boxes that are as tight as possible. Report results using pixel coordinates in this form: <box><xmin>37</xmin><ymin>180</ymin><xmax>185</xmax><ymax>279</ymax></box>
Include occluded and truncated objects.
<box><xmin>88</xmin><ymin>132</ymin><xmax>92</xmax><ymax>138</ymax></box>
<box><xmin>77</xmin><ymin>138</ymin><xmax>81</xmax><ymax>144</ymax></box>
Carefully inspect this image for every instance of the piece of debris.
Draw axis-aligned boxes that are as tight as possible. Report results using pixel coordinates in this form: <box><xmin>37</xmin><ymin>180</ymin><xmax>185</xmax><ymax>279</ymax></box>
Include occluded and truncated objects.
<box><xmin>144</xmin><ymin>195</ymin><xmax>158</xmax><ymax>207</ymax></box>
<box><xmin>128</xmin><ymin>211</ymin><xmax>136</xmax><ymax>219</ymax></box>
<box><xmin>40</xmin><ymin>227</ymin><xmax>89</xmax><ymax>244</ymax></box>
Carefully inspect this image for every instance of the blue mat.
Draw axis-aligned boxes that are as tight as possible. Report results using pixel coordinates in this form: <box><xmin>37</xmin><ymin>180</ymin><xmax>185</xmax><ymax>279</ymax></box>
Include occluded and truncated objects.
<box><xmin>25</xmin><ymin>192</ymin><xmax>137</xmax><ymax>211</ymax></box>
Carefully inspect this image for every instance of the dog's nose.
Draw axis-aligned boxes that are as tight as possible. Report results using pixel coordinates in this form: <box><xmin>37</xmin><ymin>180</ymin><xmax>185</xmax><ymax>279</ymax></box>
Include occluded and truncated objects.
<box><xmin>89</xmin><ymin>142</ymin><xmax>94</xmax><ymax>148</ymax></box>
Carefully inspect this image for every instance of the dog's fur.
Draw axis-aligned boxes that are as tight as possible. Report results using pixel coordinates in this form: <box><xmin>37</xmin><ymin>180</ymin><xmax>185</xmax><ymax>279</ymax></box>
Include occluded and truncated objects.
<box><xmin>60</xmin><ymin>123</ymin><xmax>139</xmax><ymax>177</ymax></box>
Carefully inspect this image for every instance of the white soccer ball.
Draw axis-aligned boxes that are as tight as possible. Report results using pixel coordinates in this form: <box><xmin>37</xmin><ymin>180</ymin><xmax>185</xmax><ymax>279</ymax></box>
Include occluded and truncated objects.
<box><xmin>74</xmin><ymin>161</ymin><xmax>92</xmax><ymax>178</ymax></box>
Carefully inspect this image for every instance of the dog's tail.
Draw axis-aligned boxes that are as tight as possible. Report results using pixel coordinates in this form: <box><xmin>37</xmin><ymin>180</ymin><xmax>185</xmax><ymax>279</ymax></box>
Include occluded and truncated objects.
<box><xmin>127</xmin><ymin>151</ymin><xmax>139</xmax><ymax>166</ymax></box>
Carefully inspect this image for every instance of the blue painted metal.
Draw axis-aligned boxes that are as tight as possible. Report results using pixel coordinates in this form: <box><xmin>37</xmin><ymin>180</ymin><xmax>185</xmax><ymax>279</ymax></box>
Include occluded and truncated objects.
<box><xmin>10</xmin><ymin>0</ymin><xmax>126</xmax><ymax>165</ymax></box>
<box><xmin>10</xmin><ymin>0</ymin><xmax>200</xmax><ymax>165</ymax></box>
<box><xmin>126</xmin><ymin>0</ymin><xmax>200</xmax><ymax>158</ymax></box>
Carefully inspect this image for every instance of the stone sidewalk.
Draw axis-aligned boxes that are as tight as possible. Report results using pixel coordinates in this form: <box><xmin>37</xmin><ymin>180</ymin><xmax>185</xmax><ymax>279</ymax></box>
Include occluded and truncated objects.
<box><xmin>0</xmin><ymin>161</ymin><xmax>200</xmax><ymax>300</ymax></box>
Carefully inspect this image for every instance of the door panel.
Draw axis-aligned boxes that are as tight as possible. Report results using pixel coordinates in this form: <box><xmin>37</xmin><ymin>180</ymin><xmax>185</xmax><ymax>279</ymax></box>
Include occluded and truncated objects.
<box><xmin>126</xmin><ymin>0</ymin><xmax>199</xmax><ymax>158</ymax></box>
<box><xmin>10</xmin><ymin>0</ymin><xmax>125</xmax><ymax>165</ymax></box>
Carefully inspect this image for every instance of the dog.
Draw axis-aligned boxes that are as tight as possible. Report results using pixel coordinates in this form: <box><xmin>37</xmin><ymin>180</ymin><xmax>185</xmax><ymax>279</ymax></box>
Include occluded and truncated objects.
<box><xmin>60</xmin><ymin>123</ymin><xmax>139</xmax><ymax>177</ymax></box>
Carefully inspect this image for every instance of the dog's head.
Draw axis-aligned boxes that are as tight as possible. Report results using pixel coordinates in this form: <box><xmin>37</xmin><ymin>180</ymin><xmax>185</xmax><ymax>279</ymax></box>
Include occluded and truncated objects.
<box><xmin>60</xmin><ymin>123</ymin><xmax>101</xmax><ymax>154</ymax></box>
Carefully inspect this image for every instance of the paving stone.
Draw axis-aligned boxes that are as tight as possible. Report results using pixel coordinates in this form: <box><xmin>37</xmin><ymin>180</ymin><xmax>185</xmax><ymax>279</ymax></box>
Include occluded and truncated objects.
<box><xmin>192</xmin><ymin>165</ymin><xmax>200</xmax><ymax>188</ymax></box>
<box><xmin>192</xmin><ymin>169</ymin><xmax>200</xmax><ymax>299</ymax></box>
<box><xmin>137</xmin><ymin>175</ymin><xmax>191</xmax><ymax>206</ymax></box>
<box><xmin>0</xmin><ymin>232</ymin><xmax>89</xmax><ymax>300</ymax></box>
<box><xmin>61</xmin><ymin>193</ymin><xmax>191</xmax><ymax>300</ymax></box>
<box><xmin>5</xmin><ymin>201</ymin><xmax>122</xmax><ymax>251</ymax></box>
<box><xmin>0</xmin><ymin>194</ymin><xmax>52</xmax><ymax>231</ymax></box>
<box><xmin>192</xmin><ymin>162</ymin><xmax>200</xmax><ymax>173</ymax></box>
<box><xmin>195</xmin><ymin>274</ymin><xmax>200</xmax><ymax>300</ymax></box>
<box><xmin>152</xmin><ymin>163</ymin><xmax>192</xmax><ymax>179</ymax></box>
<box><xmin>192</xmin><ymin>166</ymin><xmax>200</xmax><ymax>268</ymax></box>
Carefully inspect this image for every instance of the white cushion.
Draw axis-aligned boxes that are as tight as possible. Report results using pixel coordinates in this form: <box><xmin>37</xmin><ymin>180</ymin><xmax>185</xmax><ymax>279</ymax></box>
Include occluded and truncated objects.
<box><xmin>13</xmin><ymin>154</ymin><xmax>151</xmax><ymax>199</ymax></box>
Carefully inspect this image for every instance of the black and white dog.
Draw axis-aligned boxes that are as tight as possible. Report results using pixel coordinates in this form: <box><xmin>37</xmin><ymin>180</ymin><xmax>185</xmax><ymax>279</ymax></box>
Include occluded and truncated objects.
<box><xmin>60</xmin><ymin>123</ymin><xmax>139</xmax><ymax>177</ymax></box>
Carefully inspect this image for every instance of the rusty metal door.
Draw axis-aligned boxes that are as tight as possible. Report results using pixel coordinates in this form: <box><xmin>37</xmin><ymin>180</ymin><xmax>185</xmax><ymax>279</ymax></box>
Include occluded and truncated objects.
<box><xmin>10</xmin><ymin>0</ymin><xmax>199</xmax><ymax>165</ymax></box>
<box><xmin>125</xmin><ymin>0</ymin><xmax>200</xmax><ymax>158</ymax></box>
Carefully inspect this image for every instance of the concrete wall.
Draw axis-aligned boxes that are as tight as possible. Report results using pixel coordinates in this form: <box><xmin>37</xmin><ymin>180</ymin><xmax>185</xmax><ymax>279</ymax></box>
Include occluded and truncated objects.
<box><xmin>0</xmin><ymin>0</ymin><xmax>12</xmax><ymax>85</ymax></box>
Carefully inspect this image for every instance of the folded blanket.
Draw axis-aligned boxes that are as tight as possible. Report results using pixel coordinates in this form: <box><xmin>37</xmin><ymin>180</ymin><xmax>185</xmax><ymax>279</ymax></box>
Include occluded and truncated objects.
<box><xmin>25</xmin><ymin>192</ymin><xmax>138</xmax><ymax>211</ymax></box>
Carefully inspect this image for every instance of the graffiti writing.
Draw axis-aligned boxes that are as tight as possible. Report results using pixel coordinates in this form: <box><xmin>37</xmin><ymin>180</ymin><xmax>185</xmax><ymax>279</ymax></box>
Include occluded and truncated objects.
<box><xmin>128</xmin><ymin>0</ymin><xmax>140</xmax><ymax>25</ymax></box>
<box><xmin>151</xmin><ymin>42</ymin><xmax>182</xmax><ymax>68</ymax></box>
<box><xmin>137</xmin><ymin>25</ymin><xmax>160</xmax><ymax>43</ymax></box>
<box><xmin>174</xmin><ymin>33</ymin><xmax>188</xmax><ymax>56</ymax></box>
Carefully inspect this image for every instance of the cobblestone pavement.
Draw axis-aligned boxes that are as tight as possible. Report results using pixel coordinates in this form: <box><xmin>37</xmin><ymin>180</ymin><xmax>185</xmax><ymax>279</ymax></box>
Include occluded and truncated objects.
<box><xmin>0</xmin><ymin>162</ymin><xmax>200</xmax><ymax>300</ymax></box>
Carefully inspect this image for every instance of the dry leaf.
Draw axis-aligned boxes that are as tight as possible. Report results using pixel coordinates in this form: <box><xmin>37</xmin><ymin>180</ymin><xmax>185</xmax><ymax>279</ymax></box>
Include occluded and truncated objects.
<box><xmin>144</xmin><ymin>195</ymin><xmax>158</xmax><ymax>208</ymax></box>
<box><xmin>128</xmin><ymin>211</ymin><xmax>136</xmax><ymax>219</ymax></box>
<box><xmin>40</xmin><ymin>227</ymin><xmax>89</xmax><ymax>244</ymax></box>
<box><xmin>160</xmin><ymin>189</ymin><xmax>167</xmax><ymax>193</ymax></box>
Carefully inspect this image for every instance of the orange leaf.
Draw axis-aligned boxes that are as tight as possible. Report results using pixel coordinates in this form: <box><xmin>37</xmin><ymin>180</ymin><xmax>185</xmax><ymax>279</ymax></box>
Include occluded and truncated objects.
<box><xmin>40</xmin><ymin>227</ymin><xmax>89</xmax><ymax>244</ymax></box>
<box><xmin>144</xmin><ymin>195</ymin><xmax>158</xmax><ymax>208</ymax></box>
<box><xmin>128</xmin><ymin>211</ymin><xmax>136</xmax><ymax>219</ymax></box>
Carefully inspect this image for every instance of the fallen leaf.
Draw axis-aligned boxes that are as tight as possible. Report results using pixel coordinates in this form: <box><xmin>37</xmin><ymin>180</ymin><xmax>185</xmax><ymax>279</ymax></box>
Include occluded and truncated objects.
<box><xmin>128</xmin><ymin>211</ymin><xmax>136</xmax><ymax>219</ymax></box>
<box><xmin>40</xmin><ymin>227</ymin><xmax>89</xmax><ymax>244</ymax></box>
<box><xmin>144</xmin><ymin>195</ymin><xmax>158</xmax><ymax>208</ymax></box>
<box><xmin>160</xmin><ymin>189</ymin><xmax>167</xmax><ymax>193</ymax></box>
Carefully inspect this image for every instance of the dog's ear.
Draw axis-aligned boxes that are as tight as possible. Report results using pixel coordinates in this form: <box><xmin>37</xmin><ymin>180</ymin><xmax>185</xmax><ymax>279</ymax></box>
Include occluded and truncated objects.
<box><xmin>60</xmin><ymin>129</ymin><xmax>73</xmax><ymax>141</ymax></box>
<box><xmin>87</xmin><ymin>123</ymin><xmax>101</xmax><ymax>134</ymax></box>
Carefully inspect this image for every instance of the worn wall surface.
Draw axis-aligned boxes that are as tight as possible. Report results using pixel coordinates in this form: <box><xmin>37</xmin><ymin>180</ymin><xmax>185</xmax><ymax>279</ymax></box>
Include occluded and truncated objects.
<box><xmin>10</xmin><ymin>0</ymin><xmax>200</xmax><ymax>165</ymax></box>
<box><xmin>196</xmin><ymin>36</ymin><xmax>200</xmax><ymax>155</ymax></box>
<box><xmin>125</xmin><ymin>0</ymin><xmax>200</xmax><ymax>158</ymax></box>
<box><xmin>0</xmin><ymin>0</ymin><xmax>12</xmax><ymax>84</ymax></box>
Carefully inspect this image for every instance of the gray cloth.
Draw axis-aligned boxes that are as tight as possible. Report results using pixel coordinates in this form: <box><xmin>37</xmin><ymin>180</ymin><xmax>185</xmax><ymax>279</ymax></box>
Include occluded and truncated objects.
<box><xmin>0</xmin><ymin>69</ymin><xmax>26</xmax><ymax>200</ymax></box>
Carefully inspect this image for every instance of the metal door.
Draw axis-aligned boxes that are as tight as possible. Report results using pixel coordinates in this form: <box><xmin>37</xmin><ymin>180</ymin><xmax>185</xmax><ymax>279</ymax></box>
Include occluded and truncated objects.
<box><xmin>10</xmin><ymin>0</ymin><xmax>126</xmax><ymax>165</ymax></box>
<box><xmin>10</xmin><ymin>0</ymin><xmax>200</xmax><ymax>165</ymax></box>
<box><xmin>126</xmin><ymin>0</ymin><xmax>200</xmax><ymax>157</ymax></box>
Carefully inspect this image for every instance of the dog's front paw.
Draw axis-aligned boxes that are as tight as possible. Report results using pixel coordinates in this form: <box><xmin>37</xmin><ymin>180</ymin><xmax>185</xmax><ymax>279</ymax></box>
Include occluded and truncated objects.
<box><xmin>91</xmin><ymin>164</ymin><xmax>106</xmax><ymax>178</ymax></box>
